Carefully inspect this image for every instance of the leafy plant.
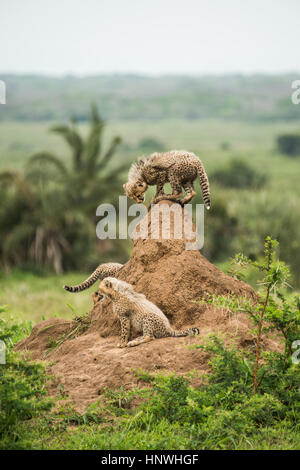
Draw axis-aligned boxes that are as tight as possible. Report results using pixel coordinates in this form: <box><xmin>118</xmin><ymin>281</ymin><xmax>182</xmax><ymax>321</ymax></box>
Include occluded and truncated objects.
<box><xmin>44</xmin><ymin>311</ymin><xmax>90</xmax><ymax>357</ymax></box>
<box><xmin>27</xmin><ymin>104</ymin><xmax>124</xmax><ymax>207</ymax></box>
<box><xmin>0</xmin><ymin>105</ymin><xmax>128</xmax><ymax>273</ymax></box>
<box><xmin>202</xmin><ymin>236</ymin><xmax>300</xmax><ymax>393</ymax></box>
<box><xmin>0</xmin><ymin>310</ymin><xmax>52</xmax><ymax>446</ymax></box>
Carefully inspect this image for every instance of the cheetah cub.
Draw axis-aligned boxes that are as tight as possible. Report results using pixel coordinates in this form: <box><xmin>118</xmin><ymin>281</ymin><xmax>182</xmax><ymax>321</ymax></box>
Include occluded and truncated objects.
<box><xmin>124</xmin><ymin>150</ymin><xmax>210</xmax><ymax>207</ymax></box>
<box><xmin>98</xmin><ymin>277</ymin><xmax>200</xmax><ymax>348</ymax></box>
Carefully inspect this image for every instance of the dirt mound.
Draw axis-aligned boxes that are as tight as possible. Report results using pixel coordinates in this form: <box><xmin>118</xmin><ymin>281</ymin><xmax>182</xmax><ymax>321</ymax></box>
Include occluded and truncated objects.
<box><xmin>89</xmin><ymin>201</ymin><xmax>256</xmax><ymax>337</ymax></box>
<box><xmin>17</xmin><ymin>201</ymin><xmax>270</xmax><ymax>412</ymax></box>
<box><xmin>15</xmin><ymin>318</ymin><xmax>73</xmax><ymax>360</ymax></box>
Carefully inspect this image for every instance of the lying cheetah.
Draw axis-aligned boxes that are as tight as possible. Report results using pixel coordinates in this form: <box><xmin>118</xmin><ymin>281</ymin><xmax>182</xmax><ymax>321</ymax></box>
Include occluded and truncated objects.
<box><xmin>63</xmin><ymin>263</ymin><xmax>123</xmax><ymax>298</ymax></box>
<box><xmin>124</xmin><ymin>150</ymin><xmax>210</xmax><ymax>208</ymax></box>
<box><xmin>98</xmin><ymin>277</ymin><xmax>200</xmax><ymax>348</ymax></box>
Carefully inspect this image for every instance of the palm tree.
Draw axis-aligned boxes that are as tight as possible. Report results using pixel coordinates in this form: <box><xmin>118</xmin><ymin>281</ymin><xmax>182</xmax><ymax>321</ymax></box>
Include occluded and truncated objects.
<box><xmin>0</xmin><ymin>106</ymin><xmax>129</xmax><ymax>273</ymax></box>
<box><xmin>0</xmin><ymin>171</ymin><xmax>94</xmax><ymax>273</ymax></box>
<box><xmin>27</xmin><ymin>104</ymin><xmax>125</xmax><ymax>212</ymax></box>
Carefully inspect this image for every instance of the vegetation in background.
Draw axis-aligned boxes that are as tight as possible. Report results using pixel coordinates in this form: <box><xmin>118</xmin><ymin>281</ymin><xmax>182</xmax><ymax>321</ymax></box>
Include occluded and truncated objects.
<box><xmin>0</xmin><ymin>270</ymin><xmax>93</xmax><ymax>323</ymax></box>
<box><xmin>233</xmin><ymin>193</ymin><xmax>300</xmax><ymax>287</ymax></box>
<box><xmin>138</xmin><ymin>137</ymin><xmax>165</xmax><ymax>152</ymax></box>
<box><xmin>211</xmin><ymin>158</ymin><xmax>267</xmax><ymax>189</ymax></box>
<box><xmin>1</xmin><ymin>74</ymin><xmax>300</xmax><ymax>122</ymax></box>
<box><xmin>201</xmin><ymin>194</ymin><xmax>239</xmax><ymax>262</ymax></box>
<box><xmin>1</xmin><ymin>114</ymin><xmax>300</xmax><ymax>285</ymax></box>
<box><xmin>0</xmin><ymin>105</ymin><xmax>128</xmax><ymax>273</ymax></box>
<box><xmin>277</xmin><ymin>133</ymin><xmax>300</xmax><ymax>156</ymax></box>
<box><xmin>28</xmin><ymin>104</ymin><xmax>124</xmax><ymax>213</ymax></box>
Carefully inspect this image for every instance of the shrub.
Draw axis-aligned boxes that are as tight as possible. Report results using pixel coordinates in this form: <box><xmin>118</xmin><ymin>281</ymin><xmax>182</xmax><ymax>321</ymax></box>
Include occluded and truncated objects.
<box><xmin>277</xmin><ymin>134</ymin><xmax>300</xmax><ymax>156</ymax></box>
<box><xmin>0</xmin><ymin>105</ymin><xmax>127</xmax><ymax>274</ymax></box>
<box><xmin>233</xmin><ymin>193</ymin><xmax>300</xmax><ymax>287</ymax></box>
<box><xmin>130</xmin><ymin>334</ymin><xmax>299</xmax><ymax>449</ymax></box>
<box><xmin>0</xmin><ymin>309</ymin><xmax>52</xmax><ymax>447</ymax></box>
<box><xmin>212</xmin><ymin>158</ymin><xmax>267</xmax><ymax>189</ymax></box>
<box><xmin>203</xmin><ymin>237</ymin><xmax>300</xmax><ymax>393</ymax></box>
<box><xmin>201</xmin><ymin>194</ymin><xmax>239</xmax><ymax>262</ymax></box>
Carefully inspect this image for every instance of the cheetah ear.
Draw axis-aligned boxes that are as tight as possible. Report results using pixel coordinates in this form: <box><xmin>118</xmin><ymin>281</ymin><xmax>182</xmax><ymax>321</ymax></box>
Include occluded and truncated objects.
<box><xmin>123</xmin><ymin>183</ymin><xmax>126</xmax><ymax>189</ymax></box>
<box><xmin>105</xmin><ymin>280</ymin><xmax>112</xmax><ymax>288</ymax></box>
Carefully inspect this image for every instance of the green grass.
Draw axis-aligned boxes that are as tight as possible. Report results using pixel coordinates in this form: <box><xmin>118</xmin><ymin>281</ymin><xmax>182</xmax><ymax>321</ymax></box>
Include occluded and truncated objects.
<box><xmin>0</xmin><ymin>270</ymin><xmax>93</xmax><ymax>323</ymax></box>
<box><xmin>1</xmin><ymin>337</ymin><xmax>299</xmax><ymax>451</ymax></box>
<box><xmin>1</xmin><ymin>118</ymin><xmax>300</xmax><ymax>164</ymax></box>
<box><xmin>5</xmin><ymin>416</ymin><xmax>299</xmax><ymax>450</ymax></box>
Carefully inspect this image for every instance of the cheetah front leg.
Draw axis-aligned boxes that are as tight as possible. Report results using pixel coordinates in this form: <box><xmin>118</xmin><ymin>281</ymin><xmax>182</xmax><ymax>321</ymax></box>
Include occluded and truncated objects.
<box><xmin>117</xmin><ymin>316</ymin><xmax>131</xmax><ymax>348</ymax></box>
<box><xmin>151</xmin><ymin>178</ymin><xmax>165</xmax><ymax>204</ymax></box>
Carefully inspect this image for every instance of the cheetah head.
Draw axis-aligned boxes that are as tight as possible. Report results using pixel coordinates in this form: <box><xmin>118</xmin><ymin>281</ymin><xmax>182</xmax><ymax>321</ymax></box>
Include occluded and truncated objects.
<box><xmin>98</xmin><ymin>278</ymin><xmax>115</xmax><ymax>299</ymax></box>
<box><xmin>123</xmin><ymin>180</ymin><xmax>147</xmax><ymax>203</ymax></box>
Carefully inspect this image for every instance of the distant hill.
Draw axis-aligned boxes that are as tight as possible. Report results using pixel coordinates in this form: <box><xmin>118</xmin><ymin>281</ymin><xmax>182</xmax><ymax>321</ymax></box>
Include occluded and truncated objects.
<box><xmin>0</xmin><ymin>73</ymin><xmax>300</xmax><ymax>121</ymax></box>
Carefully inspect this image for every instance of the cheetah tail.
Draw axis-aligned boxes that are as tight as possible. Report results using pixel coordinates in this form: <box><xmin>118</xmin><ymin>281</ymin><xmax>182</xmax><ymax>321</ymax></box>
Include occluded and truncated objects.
<box><xmin>63</xmin><ymin>270</ymin><xmax>101</xmax><ymax>292</ymax></box>
<box><xmin>63</xmin><ymin>263</ymin><xmax>118</xmax><ymax>293</ymax></box>
<box><xmin>196</xmin><ymin>160</ymin><xmax>211</xmax><ymax>210</ymax></box>
<box><xmin>171</xmin><ymin>327</ymin><xmax>200</xmax><ymax>337</ymax></box>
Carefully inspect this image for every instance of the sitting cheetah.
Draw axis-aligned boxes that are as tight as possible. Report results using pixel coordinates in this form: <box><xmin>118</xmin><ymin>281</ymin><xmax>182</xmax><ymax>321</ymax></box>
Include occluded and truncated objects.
<box><xmin>63</xmin><ymin>262</ymin><xmax>123</xmax><ymax>298</ymax></box>
<box><xmin>98</xmin><ymin>277</ymin><xmax>199</xmax><ymax>348</ymax></box>
<box><xmin>124</xmin><ymin>150</ymin><xmax>210</xmax><ymax>208</ymax></box>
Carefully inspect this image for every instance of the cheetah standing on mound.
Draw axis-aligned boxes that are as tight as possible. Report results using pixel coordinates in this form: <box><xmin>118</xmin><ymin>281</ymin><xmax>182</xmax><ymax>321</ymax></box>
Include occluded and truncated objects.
<box><xmin>124</xmin><ymin>150</ymin><xmax>211</xmax><ymax>208</ymax></box>
<box><xmin>98</xmin><ymin>277</ymin><xmax>199</xmax><ymax>348</ymax></box>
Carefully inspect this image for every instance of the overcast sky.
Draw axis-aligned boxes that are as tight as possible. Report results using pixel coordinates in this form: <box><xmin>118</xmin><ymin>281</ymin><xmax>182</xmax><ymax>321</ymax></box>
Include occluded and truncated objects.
<box><xmin>1</xmin><ymin>0</ymin><xmax>299</xmax><ymax>76</ymax></box>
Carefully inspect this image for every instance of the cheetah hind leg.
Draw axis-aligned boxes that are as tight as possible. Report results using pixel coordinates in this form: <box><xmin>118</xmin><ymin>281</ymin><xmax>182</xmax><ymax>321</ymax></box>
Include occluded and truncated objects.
<box><xmin>126</xmin><ymin>335</ymin><xmax>154</xmax><ymax>348</ymax></box>
<box><xmin>181</xmin><ymin>181</ymin><xmax>196</xmax><ymax>205</ymax></box>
